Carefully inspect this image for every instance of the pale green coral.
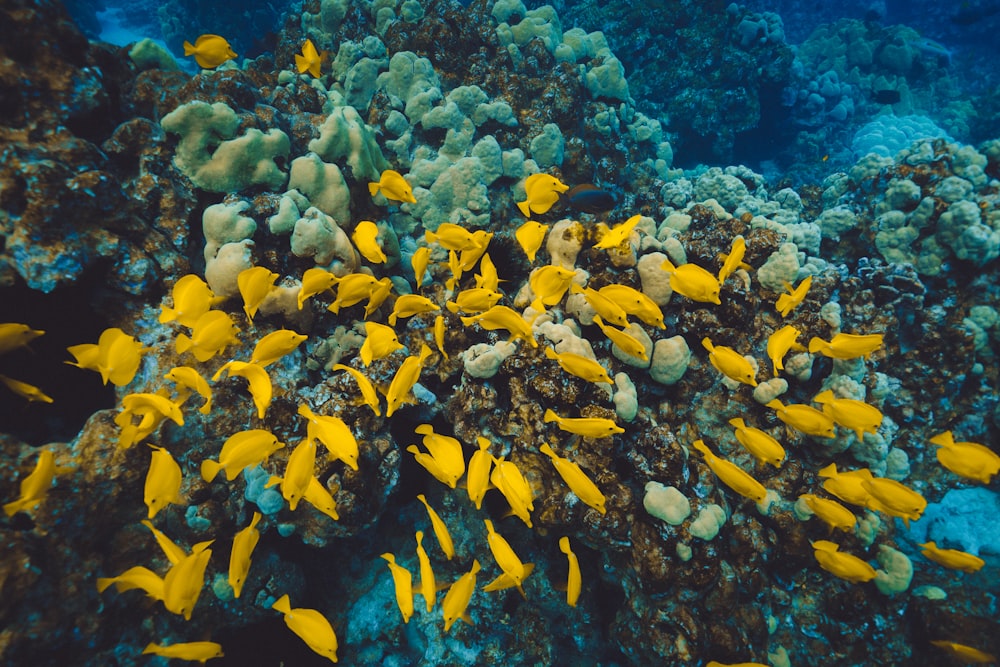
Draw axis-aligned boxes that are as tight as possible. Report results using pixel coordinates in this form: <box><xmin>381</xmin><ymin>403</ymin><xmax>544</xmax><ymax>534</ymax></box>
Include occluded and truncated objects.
<box><xmin>161</xmin><ymin>101</ymin><xmax>290</xmax><ymax>193</ymax></box>
<box><xmin>585</xmin><ymin>56</ymin><xmax>630</xmax><ymax>102</ymax></box>
<box><xmin>288</xmin><ymin>153</ymin><xmax>352</xmax><ymax>224</ymax></box>
<box><xmin>874</xmin><ymin>545</ymin><xmax>913</xmax><ymax>596</ymax></box>
<box><xmin>203</xmin><ymin>201</ymin><xmax>256</xmax><ymax>262</ymax></box>
<box><xmin>757</xmin><ymin>243</ymin><xmax>801</xmax><ymax>291</ymax></box>
<box><xmin>290</xmin><ymin>207</ymin><xmax>359</xmax><ymax>274</ymax></box>
<box><xmin>649</xmin><ymin>336</ymin><xmax>690</xmax><ymax>386</ymax></box>
<box><xmin>308</xmin><ymin>106</ymin><xmax>390</xmax><ymax>183</ymax></box>
<box><xmin>529</xmin><ymin>123</ymin><xmax>565</xmax><ymax>168</ymax></box>
<box><xmin>643</xmin><ymin>482</ymin><xmax>691</xmax><ymax>525</ymax></box>
<box><xmin>689</xmin><ymin>504</ymin><xmax>726</xmax><ymax>540</ymax></box>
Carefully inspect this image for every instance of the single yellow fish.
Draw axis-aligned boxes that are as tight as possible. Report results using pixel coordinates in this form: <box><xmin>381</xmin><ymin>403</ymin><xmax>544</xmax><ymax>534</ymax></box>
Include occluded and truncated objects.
<box><xmin>766</xmin><ymin>324</ymin><xmax>803</xmax><ymax>376</ymax></box>
<box><xmin>569</xmin><ymin>283</ymin><xmax>629</xmax><ymax>328</ymax></box>
<box><xmin>381</xmin><ymin>553</ymin><xmax>414</xmax><ymax>623</ymax></box>
<box><xmin>249</xmin><ymin>329</ymin><xmax>307</xmax><ymax>367</ymax></box>
<box><xmin>331</xmin><ymin>363</ymin><xmax>381</xmax><ymax>416</ymax></box>
<box><xmin>383</xmin><ymin>344</ymin><xmax>432</xmax><ymax>417</ymax></box>
<box><xmin>237</xmin><ymin>266</ymin><xmax>279</xmax><ymax>323</ymax></box>
<box><xmin>692</xmin><ymin>439</ymin><xmax>767</xmax><ymax>503</ymax></box>
<box><xmin>466</xmin><ymin>437</ymin><xmax>493</xmax><ymax>510</ymax></box>
<box><xmin>539</xmin><ymin>443</ymin><xmax>607</xmax><ymax>514</ymax></box>
<box><xmin>460</xmin><ymin>305</ymin><xmax>537</xmax><ymax>347</ymax></box>
<box><xmin>543</xmin><ymin>346</ymin><xmax>613</xmax><ymax>385</ymax></box>
<box><xmin>294</xmin><ymin>38</ymin><xmax>326</xmax><ymax>77</ymax></box>
<box><xmin>529</xmin><ymin>265</ymin><xmax>577</xmax><ymax>310</ymax></box>
<box><xmin>67</xmin><ymin>327</ymin><xmax>147</xmax><ymax>386</ymax></box>
<box><xmin>159</xmin><ymin>274</ymin><xmax>221</xmax><ymax>327</ymax></box>
<box><xmin>360</xmin><ymin>320</ymin><xmax>404</xmax><ymax>366</ymax></box>
<box><xmin>799</xmin><ymin>493</ymin><xmax>856</xmax><ymax>532</ymax></box>
<box><xmin>717</xmin><ymin>235</ymin><xmax>751</xmax><ymax>283</ymax></box>
<box><xmin>183</xmin><ymin>34</ymin><xmax>236</xmax><ymax>69</ymax></box>
<box><xmin>442</xmin><ymin>560</ymin><xmax>481</xmax><ymax>632</ymax></box>
<box><xmin>416</xmin><ymin>493</ymin><xmax>455</xmax><ymax>559</ymax></box>
<box><xmin>929</xmin><ymin>640</ymin><xmax>997</xmax><ymax>665</ymax></box>
<box><xmin>213</xmin><ymin>361</ymin><xmax>272</xmax><ymax>419</ymax></box>
<box><xmin>162</xmin><ymin>541</ymin><xmax>213</xmax><ymax>620</ymax></box>
<box><xmin>3</xmin><ymin>449</ymin><xmax>56</xmax><ymax>517</ymax></box>
<box><xmin>201</xmin><ymin>429</ymin><xmax>284</xmax><ymax>482</ymax></box>
<box><xmin>817</xmin><ymin>463</ymin><xmax>873</xmax><ymax>506</ymax></box>
<box><xmin>0</xmin><ymin>322</ymin><xmax>44</xmax><ymax>356</ymax></box>
<box><xmin>766</xmin><ymin>399</ymin><xmax>836</xmax><ymax>438</ymax></box>
<box><xmin>559</xmin><ymin>536</ymin><xmax>581</xmax><ymax>607</ymax></box>
<box><xmin>661</xmin><ymin>257</ymin><xmax>721</xmax><ymax>305</ymax></box>
<box><xmin>446</xmin><ymin>287</ymin><xmax>503</xmax><ymax>314</ymax></box>
<box><xmin>728</xmin><ymin>418</ymin><xmax>785</xmax><ymax>468</ymax></box>
<box><xmin>592</xmin><ymin>315</ymin><xmax>648</xmax><ymax>361</ymax></box>
<box><xmin>0</xmin><ymin>374</ymin><xmax>53</xmax><ymax>403</ymax></box>
<box><xmin>482</xmin><ymin>519</ymin><xmax>534</xmax><ymax>597</ymax></box>
<box><xmin>267</xmin><ymin>439</ymin><xmax>316</xmax><ymax>511</ymax></box>
<box><xmin>411</xmin><ymin>246</ymin><xmax>432</xmax><ymax>288</ymax></box>
<box><xmin>164</xmin><ymin>366</ymin><xmax>212</xmax><ymax>414</ymax></box>
<box><xmin>775</xmin><ymin>275</ymin><xmax>811</xmax><ymax>317</ymax></box>
<box><xmin>702</xmin><ymin>337</ymin><xmax>757</xmax><ymax>386</ymax></box>
<box><xmin>811</xmin><ymin>540</ymin><xmax>876</xmax><ymax>583</ymax></box>
<box><xmin>271</xmin><ymin>594</ymin><xmax>339</xmax><ymax>663</ymax></box>
<box><xmin>145</xmin><ymin>445</ymin><xmax>183</xmax><ymax>520</ymax></box>
<box><xmin>352</xmin><ymin>220</ymin><xmax>387</xmax><ymax>264</ymax></box>
<box><xmin>369</xmin><ymin>169</ymin><xmax>416</xmax><ymax>204</ymax></box>
<box><xmin>862</xmin><ymin>477</ymin><xmax>926</xmax><ymax>527</ymax></box>
<box><xmin>297</xmin><ymin>267</ymin><xmax>338</xmax><ymax>310</ymax></box>
<box><xmin>414</xmin><ymin>530</ymin><xmax>438</xmax><ymax>612</ymax></box>
<box><xmin>918</xmin><ymin>541</ymin><xmax>985</xmax><ymax>573</ymax></box>
<box><xmin>408</xmin><ymin>424</ymin><xmax>465</xmax><ymax>489</ymax></box>
<box><xmin>543</xmin><ymin>408</ymin><xmax>624</xmax><ymax>439</ymax></box>
<box><xmin>175</xmin><ymin>311</ymin><xmax>240</xmax><ymax>363</ymax></box>
<box><xmin>425</xmin><ymin>222</ymin><xmax>479</xmax><ymax>251</ymax></box>
<box><xmin>388</xmin><ymin>293</ymin><xmax>439</xmax><ymax>327</ymax></box>
<box><xmin>813</xmin><ymin>390</ymin><xmax>883</xmax><ymax>441</ymax></box>
<box><xmin>596</xmin><ymin>284</ymin><xmax>665</xmax><ymax>328</ymax></box>
<box><xmin>515</xmin><ymin>220</ymin><xmax>549</xmax><ymax>262</ymax></box>
<box><xmin>298</xmin><ymin>404</ymin><xmax>359</xmax><ymax>470</ymax></box>
<box><xmin>142</xmin><ymin>641</ymin><xmax>223</xmax><ymax>663</ymax></box>
<box><xmin>433</xmin><ymin>314</ymin><xmax>448</xmax><ymax>360</ymax></box>
<box><xmin>594</xmin><ymin>214</ymin><xmax>641</xmax><ymax>250</ymax></box>
<box><xmin>303</xmin><ymin>476</ymin><xmax>340</xmax><ymax>521</ymax></box>
<box><xmin>808</xmin><ymin>332</ymin><xmax>884</xmax><ymax>359</ymax></box>
<box><xmin>516</xmin><ymin>173</ymin><xmax>568</xmax><ymax>216</ymax></box>
<box><xmin>228</xmin><ymin>512</ymin><xmax>262</xmax><ymax>598</ymax></box>
<box><xmin>929</xmin><ymin>430</ymin><xmax>1000</xmax><ymax>484</ymax></box>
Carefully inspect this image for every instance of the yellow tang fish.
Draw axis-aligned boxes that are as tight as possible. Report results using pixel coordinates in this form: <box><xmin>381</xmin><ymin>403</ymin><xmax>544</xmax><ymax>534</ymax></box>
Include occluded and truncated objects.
<box><xmin>728</xmin><ymin>418</ymin><xmax>784</xmax><ymax>468</ymax></box>
<box><xmin>569</xmin><ymin>283</ymin><xmax>629</xmax><ymax>328</ymax></box>
<box><xmin>331</xmin><ymin>363</ymin><xmax>381</xmax><ymax>416</ymax></box>
<box><xmin>517</xmin><ymin>173</ymin><xmax>568</xmax><ymax>217</ymax></box>
<box><xmin>460</xmin><ymin>306</ymin><xmax>537</xmax><ymax>347</ymax></box>
<box><xmin>213</xmin><ymin>361</ymin><xmax>272</xmax><ymax>419</ymax></box>
<box><xmin>159</xmin><ymin>274</ymin><xmax>220</xmax><ymax>327</ymax></box>
<box><xmin>559</xmin><ymin>536</ymin><xmax>581</xmax><ymax>607</ymax></box>
<box><xmin>766</xmin><ymin>399</ymin><xmax>835</xmax><ymax>438</ymax></box>
<box><xmin>388</xmin><ymin>294</ymin><xmax>439</xmax><ymax>327</ymax></box>
<box><xmin>808</xmin><ymin>332</ymin><xmax>883</xmax><ymax>359</ymax></box>
<box><xmin>701</xmin><ymin>337</ymin><xmax>757</xmax><ymax>386</ymax></box>
<box><xmin>67</xmin><ymin>327</ymin><xmax>147</xmax><ymax>387</ymax></box>
<box><xmin>594</xmin><ymin>214</ymin><xmax>641</xmax><ymax>250</ymax></box>
<box><xmin>164</xmin><ymin>366</ymin><xmax>212</xmax><ymax>414</ymax></box>
<box><xmin>228</xmin><ymin>512</ymin><xmax>262</xmax><ymax>598</ymax></box>
<box><xmin>592</xmin><ymin>315</ymin><xmax>648</xmax><ymax>361</ymax></box>
<box><xmin>0</xmin><ymin>374</ymin><xmax>52</xmax><ymax>404</ymax></box>
<box><xmin>457</xmin><ymin>231</ymin><xmax>492</xmax><ymax>272</ymax></box>
<box><xmin>918</xmin><ymin>541</ymin><xmax>985</xmax><ymax>573</ymax></box>
<box><xmin>543</xmin><ymin>346</ymin><xmax>613</xmax><ymax>385</ymax></box>
<box><xmin>482</xmin><ymin>519</ymin><xmax>534</xmax><ymax>597</ymax></box>
<box><xmin>326</xmin><ymin>273</ymin><xmax>381</xmax><ymax>314</ymax></box>
<box><xmin>929</xmin><ymin>430</ymin><xmax>1000</xmax><ymax>484</ymax></box>
<box><xmin>3</xmin><ymin>449</ymin><xmax>56</xmax><ymax>517</ymax></box>
<box><xmin>365</xmin><ymin>278</ymin><xmax>395</xmax><ymax>319</ymax></box>
<box><xmin>297</xmin><ymin>267</ymin><xmax>338</xmax><ymax>310</ymax></box>
<box><xmin>416</xmin><ymin>494</ymin><xmax>455</xmax><ymax>559</ymax></box>
<box><xmin>411</xmin><ymin>246</ymin><xmax>432</xmax><ymax>288</ymax></box>
<box><xmin>360</xmin><ymin>321</ymin><xmax>404</xmax><ymax>367</ymax></box>
<box><xmin>116</xmin><ymin>392</ymin><xmax>185</xmax><ymax>449</ymax></box>
<box><xmin>813</xmin><ymin>390</ymin><xmax>883</xmax><ymax>441</ymax></box>
<box><xmin>142</xmin><ymin>641</ymin><xmax>223</xmax><ymax>663</ymax></box>
<box><xmin>352</xmin><ymin>220</ymin><xmax>387</xmax><ymax>264</ymax></box>
<box><xmin>266</xmin><ymin>439</ymin><xmax>316</xmax><ymax>510</ymax></box>
<box><xmin>434</xmin><ymin>314</ymin><xmax>448</xmax><ymax>360</ymax></box>
<box><xmin>798</xmin><ymin>494</ymin><xmax>856</xmax><ymax>533</ymax></box>
<box><xmin>515</xmin><ymin>220</ymin><xmax>549</xmax><ymax>262</ymax></box>
<box><xmin>298</xmin><ymin>404</ymin><xmax>358</xmax><ymax>471</ymax></box>
<box><xmin>706</xmin><ymin>661</ymin><xmax>770</xmax><ymax>667</ymax></box>
<box><xmin>381</xmin><ymin>553</ymin><xmax>414</xmax><ymax>623</ymax></box>
<box><xmin>929</xmin><ymin>641</ymin><xmax>997</xmax><ymax>665</ymax></box>
<box><xmin>201</xmin><ymin>429</ymin><xmax>284</xmax><ymax>482</ymax></box>
<box><xmin>175</xmin><ymin>311</ymin><xmax>240</xmax><ymax>363</ymax></box>
<box><xmin>466</xmin><ymin>437</ymin><xmax>493</xmax><ymax>510</ymax></box>
<box><xmin>543</xmin><ymin>408</ymin><xmax>623</xmax><ymax>440</ymax></box>
<box><xmin>295</xmin><ymin>38</ymin><xmax>326</xmax><ymax>78</ymax></box>
<box><xmin>717</xmin><ymin>235</ymin><xmax>751</xmax><ymax>283</ymax></box>
<box><xmin>775</xmin><ymin>275</ymin><xmax>811</xmax><ymax>317</ymax></box>
<box><xmin>0</xmin><ymin>322</ymin><xmax>44</xmax><ymax>356</ymax></box>
<box><xmin>529</xmin><ymin>265</ymin><xmax>577</xmax><ymax>310</ymax></box>
<box><xmin>539</xmin><ymin>443</ymin><xmax>607</xmax><ymax>514</ymax></box>
<box><xmin>409</xmin><ymin>424</ymin><xmax>465</xmax><ymax>489</ymax></box>
<box><xmin>250</xmin><ymin>329</ymin><xmax>307</xmax><ymax>367</ymax></box>
<box><xmin>183</xmin><ymin>34</ymin><xmax>236</xmax><ymax>69</ymax></box>
<box><xmin>425</xmin><ymin>222</ymin><xmax>478</xmax><ymax>251</ymax></box>
<box><xmin>162</xmin><ymin>541</ymin><xmax>214</xmax><ymax>620</ymax></box>
<box><xmin>383</xmin><ymin>344</ymin><xmax>432</xmax><ymax>417</ymax></box>
<box><xmin>817</xmin><ymin>463</ymin><xmax>873</xmax><ymax>506</ymax></box>
<box><xmin>811</xmin><ymin>540</ymin><xmax>876</xmax><ymax>583</ymax></box>
<box><xmin>691</xmin><ymin>439</ymin><xmax>767</xmax><ymax>503</ymax></box>
<box><xmin>369</xmin><ymin>169</ymin><xmax>416</xmax><ymax>204</ymax></box>
<box><xmin>475</xmin><ymin>252</ymin><xmax>502</xmax><ymax>292</ymax></box>
<box><xmin>862</xmin><ymin>477</ymin><xmax>926</xmax><ymax>527</ymax></box>
<box><xmin>237</xmin><ymin>266</ymin><xmax>279</xmax><ymax>323</ymax></box>
<box><xmin>766</xmin><ymin>324</ymin><xmax>803</xmax><ymax>376</ymax></box>
<box><xmin>271</xmin><ymin>594</ymin><xmax>339</xmax><ymax>663</ymax></box>
<box><xmin>490</xmin><ymin>457</ymin><xmax>533</xmax><ymax>527</ymax></box>
<box><xmin>304</xmin><ymin>476</ymin><xmax>340</xmax><ymax>521</ymax></box>
<box><xmin>414</xmin><ymin>530</ymin><xmax>438</xmax><ymax>611</ymax></box>
<box><xmin>596</xmin><ymin>284</ymin><xmax>665</xmax><ymax>329</ymax></box>
<box><xmin>660</xmin><ymin>257</ymin><xmax>721</xmax><ymax>305</ymax></box>
<box><xmin>96</xmin><ymin>564</ymin><xmax>165</xmax><ymax>599</ymax></box>
<box><xmin>145</xmin><ymin>445</ymin><xmax>183</xmax><ymax>520</ymax></box>
<box><xmin>446</xmin><ymin>287</ymin><xmax>503</xmax><ymax>315</ymax></box>
<box><xmin>442</xmin><ymin>560</ymin><xmax>481</xmax><ymax>632</ymax></box>
<box><xmin>141</xmin><ymin>520</ymin><xmax>186</xmax><ymax>565</ymax></box>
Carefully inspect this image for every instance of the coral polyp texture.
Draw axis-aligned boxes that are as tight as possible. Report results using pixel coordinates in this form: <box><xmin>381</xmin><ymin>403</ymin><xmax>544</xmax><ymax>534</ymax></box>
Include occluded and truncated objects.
<box><xmin>1</xmin><ymin>0</ymin><xmax>999</xmax><ymax>665</ymax></box>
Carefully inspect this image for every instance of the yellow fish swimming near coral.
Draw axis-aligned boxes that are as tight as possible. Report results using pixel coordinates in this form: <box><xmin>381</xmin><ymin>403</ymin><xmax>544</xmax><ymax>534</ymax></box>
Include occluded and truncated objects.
<box><xmin>183</xmin><ymin>34</ymin><xmax>236</xmax><ymax>69</ymax></box>
<box><xmin>295</xmin><ymin>38</ymin><xmax>326</xmax><ymax>78</ymax></box>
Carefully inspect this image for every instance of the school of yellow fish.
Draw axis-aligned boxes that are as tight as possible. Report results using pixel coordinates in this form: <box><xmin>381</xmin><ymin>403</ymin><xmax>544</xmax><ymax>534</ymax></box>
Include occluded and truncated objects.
<box><xmin>3</xmin><ymin>100</ymin><xmax>999</xmax><ymax>663</ymax></box>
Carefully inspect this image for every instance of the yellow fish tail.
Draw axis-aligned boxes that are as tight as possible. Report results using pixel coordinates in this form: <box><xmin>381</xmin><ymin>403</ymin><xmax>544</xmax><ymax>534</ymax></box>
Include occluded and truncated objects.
<box><xmin>368</xmin><ymin>182</ymin><xmax>381</xmax><ymax>197</ymax></box>
<box><xmin>200</xmin><ymin>459</ymin><xmax>222</xmax><ymax>483</ymax></box>
<box><xmin>183</xmin><ymin>41</ymin><xmax>196</xmax><ymax>55</ymax></box>
<box><xmin>271</xmin><ymin>593</ymin><xmax>292</xmax><ymax>614</ymax></box>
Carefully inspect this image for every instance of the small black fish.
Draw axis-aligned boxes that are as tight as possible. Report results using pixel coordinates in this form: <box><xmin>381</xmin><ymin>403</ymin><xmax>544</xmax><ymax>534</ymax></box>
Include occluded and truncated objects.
<box><xmin>872</xmin><ymin>89</ymin><xmax>901</xmax><ymax>104</ymax></box>
<box><xmin>562</xmin><ymin>184</ymin><xmax>616</xmax><ymax>214</ymax></box>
